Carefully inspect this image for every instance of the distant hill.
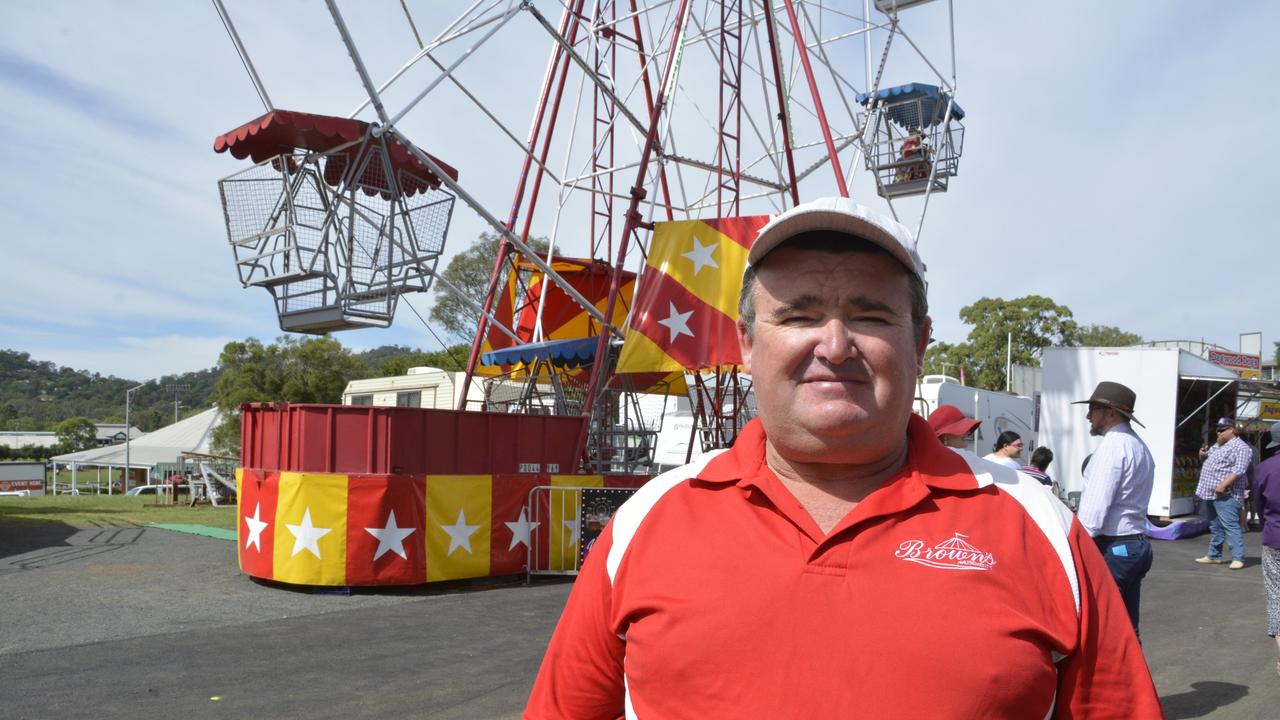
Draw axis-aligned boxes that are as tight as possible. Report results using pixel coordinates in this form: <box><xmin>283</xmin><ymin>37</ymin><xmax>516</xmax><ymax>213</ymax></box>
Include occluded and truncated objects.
<box><xmin>0</xmin><ymin>344</ymin><xmax>466</xmax><ymax>433</ymax></box>
<box><xmin>0</xmin><ymin>350</ymin><xmax>219</xmax><ymax>433</ymax></box>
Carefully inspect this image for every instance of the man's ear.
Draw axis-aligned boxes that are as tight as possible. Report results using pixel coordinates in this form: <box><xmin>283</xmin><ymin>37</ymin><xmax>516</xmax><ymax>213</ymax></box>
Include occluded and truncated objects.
<box><xmin>915</xmin><ymin>316</ymin><xmax>932</xmax><ymax>375</ymax></box>
<box><xmin>736</xmin><ymin>319</ymin><xmax>753</xmax><ymax>374</ymax></box>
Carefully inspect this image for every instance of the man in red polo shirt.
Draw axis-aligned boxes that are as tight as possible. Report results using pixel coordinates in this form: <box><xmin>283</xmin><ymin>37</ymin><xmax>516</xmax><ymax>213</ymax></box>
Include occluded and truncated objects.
<box><xmin>526</xmin><ymin>198</ymin><xmax>1162</xmax><ymax>718</ymax></box>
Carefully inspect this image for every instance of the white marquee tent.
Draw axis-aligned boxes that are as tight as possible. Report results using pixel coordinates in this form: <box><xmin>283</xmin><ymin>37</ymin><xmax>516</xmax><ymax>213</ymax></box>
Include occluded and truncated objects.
<box><xmin>50</xmin><ymin>408</ymin><xmax>223</xmax><ymax>493</ymax></box>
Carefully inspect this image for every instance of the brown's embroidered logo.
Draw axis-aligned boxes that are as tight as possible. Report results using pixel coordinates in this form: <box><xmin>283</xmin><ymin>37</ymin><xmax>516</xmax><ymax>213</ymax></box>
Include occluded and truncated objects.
<box><xmin>895</xmin><ymin>532</ymin><xmax>997</xmax><ymax>571</ymax></box>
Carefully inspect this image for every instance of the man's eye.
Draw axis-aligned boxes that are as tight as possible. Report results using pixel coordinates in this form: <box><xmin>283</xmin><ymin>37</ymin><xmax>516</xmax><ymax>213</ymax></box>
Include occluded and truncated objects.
<box><xmin>851</xmin><ymin>315</ymin><xmax>892</xmax><ymax>325</ymax></box>
<box><xmin>779</xmin><ymin>315</ymin><xmax>814</xmax><ymax>325</ymax></box>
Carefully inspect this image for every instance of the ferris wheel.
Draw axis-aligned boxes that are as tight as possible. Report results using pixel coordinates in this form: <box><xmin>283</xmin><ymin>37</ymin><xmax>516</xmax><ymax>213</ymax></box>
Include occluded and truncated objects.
<box><xmin>212</xmin><ymin>0</ymin><xmax>964</xmax><ymax>469</ymax></box>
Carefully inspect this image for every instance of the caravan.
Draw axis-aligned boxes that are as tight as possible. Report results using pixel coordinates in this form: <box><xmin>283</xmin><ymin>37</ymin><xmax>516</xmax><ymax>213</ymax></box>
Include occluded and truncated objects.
<box><xmin>915</xmin><ymin>375</ymin><xmax>1038</xmax><ymax>458</ymax></box>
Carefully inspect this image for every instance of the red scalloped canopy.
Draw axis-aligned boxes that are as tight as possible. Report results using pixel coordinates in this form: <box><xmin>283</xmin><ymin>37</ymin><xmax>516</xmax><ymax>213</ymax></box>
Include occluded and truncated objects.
<box><xmin>213</xmin><ymin>109</ymin><xmax>459</xmax><ymax>188</ymax></box>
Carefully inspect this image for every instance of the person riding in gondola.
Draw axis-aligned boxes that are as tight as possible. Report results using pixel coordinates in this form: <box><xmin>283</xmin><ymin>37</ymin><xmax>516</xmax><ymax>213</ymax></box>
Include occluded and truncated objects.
<box><xmin>895</xmin><ymin>128</ymin><xmax>931</xmax><ymax>183</ymax></box>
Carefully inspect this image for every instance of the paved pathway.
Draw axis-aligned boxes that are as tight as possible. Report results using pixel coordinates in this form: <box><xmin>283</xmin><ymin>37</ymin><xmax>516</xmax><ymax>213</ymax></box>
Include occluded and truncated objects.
<box><xmin>0</xmin><ymin>519</ymin><xmax>1276</xmax><ymax>718</ymax></box>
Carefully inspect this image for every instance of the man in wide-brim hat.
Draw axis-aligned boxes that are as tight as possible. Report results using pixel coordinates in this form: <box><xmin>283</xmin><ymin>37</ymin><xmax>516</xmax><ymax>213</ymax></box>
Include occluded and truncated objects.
<box><xmin>1073</xmin><ymin>380</ymin><xmax>1145</xmax><ymax>429</ymax></box>
<box><xmin>1073</xmin><ymin>381</ymin><xmax>1156</xmax><ymax>636</ymax></box>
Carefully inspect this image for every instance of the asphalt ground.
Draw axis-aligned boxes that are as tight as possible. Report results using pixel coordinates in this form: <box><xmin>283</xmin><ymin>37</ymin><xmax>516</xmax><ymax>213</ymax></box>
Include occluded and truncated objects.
<box><xmin>1</xmin><ymin>518</ymin><xmax>1277</xmax><ymax>719</ymax></box>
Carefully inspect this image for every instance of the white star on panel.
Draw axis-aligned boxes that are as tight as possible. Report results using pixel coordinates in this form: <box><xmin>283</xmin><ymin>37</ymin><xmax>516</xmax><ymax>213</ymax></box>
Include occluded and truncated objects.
<box><xmin>657</xmin><ymin>302</ymin><xmax>695</xmax><ymax>342</ymax></box>
<box><xmin>442</xmin><ymin>508</ymin><xmax>481</xmax><ymax>556</ymax></box>
<box><xmin>563</xmin><ymin>516</ymin><xmax>581</xmax><ymax>545</ymax></box>
<box><xmin>285</xmin><ymin>507</ymin><xmax>331</xmax><ymax>559</ymax></box>
<box><xmin>681</xmin><ymin>238</ymin><xmax>719</xmax><ymax>275</ymax></box>
<box><xmin>365</xmin><ymin>509</ymin><xmax>416</xmax><ymax>561</ymax></box>
<box><xmin>504</xmin><ymin>508</ymin><xmax>540</xmax><ymax>551</ymax></box>
<box><xmin>244</xmin><ymin>502</ymin><xmax>269</xmax><ymax>552</ymax></box>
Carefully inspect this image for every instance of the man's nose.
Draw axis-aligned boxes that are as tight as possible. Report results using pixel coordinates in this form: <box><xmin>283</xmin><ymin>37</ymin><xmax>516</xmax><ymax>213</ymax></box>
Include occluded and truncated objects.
<box><xmin>814</xmin><ymin>318</ymin><xmax>856</xmax><ymax>363</ymax></box>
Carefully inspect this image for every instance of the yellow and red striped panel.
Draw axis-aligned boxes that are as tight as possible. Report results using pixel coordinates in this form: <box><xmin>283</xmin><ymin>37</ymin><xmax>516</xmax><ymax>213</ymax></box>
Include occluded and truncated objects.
<box><xmin>236</xmin><ymin>470</ymin><xmax>636</xmax><ymax>586</ymax></box>
<box><xmin>616</xmin><ymin>215</ymin><xmax>771</xmax><ymax>373</ymax></box>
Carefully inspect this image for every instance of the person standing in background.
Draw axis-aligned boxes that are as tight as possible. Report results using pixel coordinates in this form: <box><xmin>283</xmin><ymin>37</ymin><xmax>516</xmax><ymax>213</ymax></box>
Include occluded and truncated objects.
<box><xmin>983</xmin><ymin>430</ymin><xmax>1023</xmax><ymax>469</ymax></box>
<box><xmin>926</xmin><ymin>404</ymin><xmax>982</xmax><ymax>452</ymax></box>
<box><xmin>1252</xmin><ymin>423</ymin><xmax>1280</xmax><ymax>674</ymax></box>
<box><xmin>1196</xmin><ymin>417</ymin><xmax>1253</xmax><ymax>569</ymax></box>
<box><xmin>1073</xmin><ymin>381</ymin><xmax>1156</xmax><ymax>636</ymax></box>
<box><xmin>1019</xmin><ymin>447</ymin><xmax>1055</xmax><ymax>488</ymax></box>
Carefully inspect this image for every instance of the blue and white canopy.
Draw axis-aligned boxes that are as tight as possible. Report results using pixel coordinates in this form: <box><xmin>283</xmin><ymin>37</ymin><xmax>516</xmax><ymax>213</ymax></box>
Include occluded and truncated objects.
<box><xmin>480</xmin><ymin>336</ymin><xmax>599</xmax><ymax>370</ymax></box>
<box><xmin>857</xmin><ymin>83</ymin><xmax>964</xmax><ymax>129</ymax></box>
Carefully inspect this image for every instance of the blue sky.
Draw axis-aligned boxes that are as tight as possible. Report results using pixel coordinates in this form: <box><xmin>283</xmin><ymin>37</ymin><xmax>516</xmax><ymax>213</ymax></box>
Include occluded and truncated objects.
<box><xmin>1</xmin><ymin>1</ymin><xmax>1277</xmax><ymax>381</ymax></box>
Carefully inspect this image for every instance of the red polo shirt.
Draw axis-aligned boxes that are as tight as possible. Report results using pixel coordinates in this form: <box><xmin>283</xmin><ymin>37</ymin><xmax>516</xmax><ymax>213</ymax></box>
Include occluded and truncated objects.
<box><xmin>526</xmin><ymin>416</ymin><xmax>1162</xmax><ymax>719</ymax></box>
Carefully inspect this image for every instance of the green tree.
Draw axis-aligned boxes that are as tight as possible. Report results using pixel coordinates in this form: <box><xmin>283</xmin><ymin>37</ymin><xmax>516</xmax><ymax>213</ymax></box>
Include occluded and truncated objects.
<box><xmin>209</xmin><ymin>336</ymin><xmax>367</xmax><ymax>457</ymax></box>
<box><xmin>1073</xmin><ymin>324</ymin><xmax>1142</xmax><ymax>347</ymax></box>
<box><xmin>54</xmin><ymin>416</ymin><xmax>97</xmax><ymax>452</ymax></box>
<box><xmin>922</xmin><ymin>340</ymin><xmax>974</xmax><ymax>381</ymax></box>
<box><xmin>954</xmin><ymin>296</ymin><xmax>1080</xmax><ymax>391</ymax></box>
<box><xmin>373</xmin><ymin>344</ymin><xmax>471</xmax><ymax>376</ymax></box>
<box><xmin>430</xmin><ymin>232</ymin><xmax>553</xmax><ymax>342</ymax></box>
<box><xmin>1273</xmin><ymin>341</ymin><xmax>1279</xmax><ymax>368</ymax></box>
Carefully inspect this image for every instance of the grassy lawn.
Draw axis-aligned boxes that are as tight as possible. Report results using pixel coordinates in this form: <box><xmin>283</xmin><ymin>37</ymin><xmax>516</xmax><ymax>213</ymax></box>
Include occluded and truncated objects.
<box><xmin>0</xmin><ymin>494</ymin><xmax>238</xmax><ymax>530</ymax></box>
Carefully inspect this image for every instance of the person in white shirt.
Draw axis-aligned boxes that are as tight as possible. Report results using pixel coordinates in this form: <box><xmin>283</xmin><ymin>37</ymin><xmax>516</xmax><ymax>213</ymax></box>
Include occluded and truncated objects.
<box><xmin>1074</xmin><ymin>381</ymin><xmax>1155</xmax><ymax>636</ymax></box>
<box><xmin>983</xmin><ymin>430</ymin><xmax>1023</xmax><ymax>469</ymax></box>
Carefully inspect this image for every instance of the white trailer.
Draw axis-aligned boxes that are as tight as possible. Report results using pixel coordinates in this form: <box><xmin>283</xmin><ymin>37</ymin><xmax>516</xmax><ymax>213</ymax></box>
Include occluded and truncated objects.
<box><xmin>342</xmin><ymin>367</ymin><xmax>486</xmax><ymax>410</ymax></box>
<box><xmin>1040</xmin><ymin>347</ymin><xmax>1239</xmax><ymax>518</ymax></box>
<box><xmin>915</xmin><ymin>376</ymin><xmax>1038</xmax><ymax>458</ymax></box>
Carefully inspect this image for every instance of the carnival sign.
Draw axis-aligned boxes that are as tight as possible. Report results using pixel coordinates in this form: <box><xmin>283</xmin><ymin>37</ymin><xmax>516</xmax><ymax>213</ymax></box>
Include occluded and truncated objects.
<box><xmin>1207</xmin><ymin>350</ymin><xmax>1261</xmax><ymax>379</ymax></box>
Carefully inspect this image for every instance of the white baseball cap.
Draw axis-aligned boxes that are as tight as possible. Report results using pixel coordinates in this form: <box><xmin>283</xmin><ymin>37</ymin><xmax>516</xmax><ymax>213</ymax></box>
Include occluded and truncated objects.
<box><xmin>748</xmin><ymin>197</ymin><xmax>925</xmax><ymax>281</ymax></box>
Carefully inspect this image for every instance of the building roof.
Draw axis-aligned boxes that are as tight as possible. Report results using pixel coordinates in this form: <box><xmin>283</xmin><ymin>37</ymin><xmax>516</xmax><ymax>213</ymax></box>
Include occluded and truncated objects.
<box><xmin>50</xmin><ymin>409</ymin><xmax>222</xmax><ymax>468</ymax></box>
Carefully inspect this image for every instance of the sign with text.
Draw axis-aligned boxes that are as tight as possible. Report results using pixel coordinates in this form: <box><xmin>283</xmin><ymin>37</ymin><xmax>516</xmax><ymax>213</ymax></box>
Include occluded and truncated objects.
<box><xmin>1207</xmin><ymin>350</ymin><xmax>1261</xmax><ymax>379</ymax></box>
<box><xmin>0</xmin><ymin>480</ymin><xmax>44</xmax><ymax>494</ymax></box>
<box><xmin>1261</xmin><ymin>401</ymin><xmax>1280</xmax><ymax>421</ymax></box>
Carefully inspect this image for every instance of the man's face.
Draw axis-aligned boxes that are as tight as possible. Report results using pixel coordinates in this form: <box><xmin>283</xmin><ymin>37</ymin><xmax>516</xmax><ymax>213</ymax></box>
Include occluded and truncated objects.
<box><xmin>737</xmin><ymin>246</ymin><xmax>929</xmax><ymax>464</ymax></box>
<box><xmin>1216</xmin><ymin>426</ymin><xmax>1234</xmax><ymax>445</ymax></box>
<box><xmin>940</xmin><ymin>433</ymin><xmax>968</xmax><ymax>449</ymax></box>
<box><xmin>1086</xmin><ymin>404</ymin><xmax>1107</xmax><ymax>436</ymax></box>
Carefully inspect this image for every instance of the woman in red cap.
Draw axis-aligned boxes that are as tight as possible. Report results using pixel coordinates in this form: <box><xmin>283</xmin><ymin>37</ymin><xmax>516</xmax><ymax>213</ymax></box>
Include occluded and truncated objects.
<box><xmin>927</xmin><ymin>404</ymin><xmax>982</xmax><ymax>450</ymax></box>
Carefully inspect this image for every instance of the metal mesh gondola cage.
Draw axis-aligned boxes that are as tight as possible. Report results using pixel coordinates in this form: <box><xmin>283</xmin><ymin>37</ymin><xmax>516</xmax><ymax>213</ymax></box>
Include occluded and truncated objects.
<box><xmin>214</xmin><ymin>110</ymin><xmax>458</xmax><ymax>333</ymax></box>
<box><xmin>858</xmin><ymin>83</ymin><xmax>965</xmax><ymax>199</ymax></box>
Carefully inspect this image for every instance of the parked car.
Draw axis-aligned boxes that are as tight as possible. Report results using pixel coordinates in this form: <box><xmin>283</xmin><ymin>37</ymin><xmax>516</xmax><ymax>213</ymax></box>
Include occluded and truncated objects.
<box><xmin>125</xmin><ymin>484</ymin><xmax>189</xmax><ymax>496</ymax></box>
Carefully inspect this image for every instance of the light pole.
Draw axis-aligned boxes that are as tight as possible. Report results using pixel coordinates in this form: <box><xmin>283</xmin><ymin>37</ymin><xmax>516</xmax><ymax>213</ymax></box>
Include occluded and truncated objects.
<box><xmin>165</xmin><ymin>383</ymin><xmax>190</xmax><ymax>424</ymax></box>
<box><xmin>124</xmin><ymin>383</ymin><xmax>144</xmax><ymax>494</ymax></box>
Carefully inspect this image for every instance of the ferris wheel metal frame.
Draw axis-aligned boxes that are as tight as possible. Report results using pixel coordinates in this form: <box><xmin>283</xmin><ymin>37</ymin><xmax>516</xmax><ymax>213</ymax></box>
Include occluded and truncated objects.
<box><xmin>213</xmin><ymin>0</ymin><xmax>962</xmax><ymax>471</ymax></box>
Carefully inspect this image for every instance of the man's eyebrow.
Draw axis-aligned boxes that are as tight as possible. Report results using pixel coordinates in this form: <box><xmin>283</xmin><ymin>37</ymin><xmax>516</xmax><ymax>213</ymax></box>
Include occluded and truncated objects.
<box><xmin>768</xmin><ymin>295</ymin><xmax>901</xmax><ymax>318</ymax></box>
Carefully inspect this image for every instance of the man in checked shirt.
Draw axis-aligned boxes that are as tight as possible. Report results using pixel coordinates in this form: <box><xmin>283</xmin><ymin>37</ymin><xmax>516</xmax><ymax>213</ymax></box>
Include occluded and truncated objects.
<box><xmin>1075</xmin><ymin>381</ymin><xmax>1156</xmax><ymax>636</ymax></box>
<box><xmin>1196</xmin><ymin>416</ymin><xmax>1254</xmax><ymax>569</ymax></box>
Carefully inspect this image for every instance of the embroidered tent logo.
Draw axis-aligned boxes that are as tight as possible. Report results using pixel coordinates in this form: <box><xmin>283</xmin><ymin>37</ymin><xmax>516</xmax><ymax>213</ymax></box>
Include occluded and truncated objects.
<box><xmin>895</xmin><ymin>533</ymin><xmax>997</xmax><ymax>571</ymax></box>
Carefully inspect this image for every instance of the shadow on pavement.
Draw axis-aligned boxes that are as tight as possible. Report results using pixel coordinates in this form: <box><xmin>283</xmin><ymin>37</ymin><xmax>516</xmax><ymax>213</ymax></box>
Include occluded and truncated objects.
<box><xmin>0</xmin><ymin>520</ymin><xmax>146</xmax><ymax>570</ymax></box>
<box><xmin>1161</xmin><ymin>681</ymin><xmax>1249</xmax><ymax>719</ymax></box>
<box><xmin>0</xmin><ymin>520</ymin><xmax>80</xmax><ymax>560</ymax></box>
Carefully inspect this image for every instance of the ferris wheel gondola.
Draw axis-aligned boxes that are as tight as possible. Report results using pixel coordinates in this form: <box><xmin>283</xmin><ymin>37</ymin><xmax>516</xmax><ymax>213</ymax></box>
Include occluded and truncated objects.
<box><xmin>213</xmin><ymin>109</ymin><xmax>458</xmax><ymax>334</ymax></box>
<box><xmin>858</xmin><ymin>82</ymin><xmax>965</xmax><ymax>199</ymax></box>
